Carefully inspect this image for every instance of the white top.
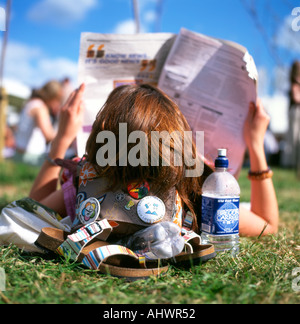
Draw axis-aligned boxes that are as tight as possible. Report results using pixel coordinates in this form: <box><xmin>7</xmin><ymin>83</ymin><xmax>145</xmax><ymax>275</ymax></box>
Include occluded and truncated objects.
<box><xmin>15</xmin><ymin>98</ymin><xmax>47</xmax><ymax>155</ymax></box>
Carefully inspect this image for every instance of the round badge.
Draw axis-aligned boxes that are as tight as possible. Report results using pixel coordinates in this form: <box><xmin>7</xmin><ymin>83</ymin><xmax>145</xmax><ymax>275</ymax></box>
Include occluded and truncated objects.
<box><xmin>137</xmin><ymin>196</ymin><xmax>165</xmax><ymax>224</ymax></box>
<box><xmin>78</xmin><ymin>198</ymin><xmax>100</xmax><ymax>225</ymax></box>
<box><xmin>115</xmin><ymin>192</ymin><xmax>125</xmax><ymax>202</ymax></box>
<box><xmin>127</xmin><ymin>181</ymin><xmax>150</xmax><ymax>199</ymax></box>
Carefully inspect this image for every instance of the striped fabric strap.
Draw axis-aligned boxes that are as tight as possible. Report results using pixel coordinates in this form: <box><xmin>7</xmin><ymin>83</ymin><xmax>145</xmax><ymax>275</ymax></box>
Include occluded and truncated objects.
<box><xmin>56</xmin><ymin>219</ymin><xmax>113</xmax><ymax>261</ymax></box>
<box><xmin>138</xmin><ymin>256</ymin><xmax>147</xmax><ymax>269</ymax></box>
<box><xmin>82</xmin><ymin>245</ymin><xmax>138</xmax><ymax>270</ymax></box>
<box><xmin>135</xmin><ymin>250</ymin><xmax>159</xmax><ymax>262</ymax></box>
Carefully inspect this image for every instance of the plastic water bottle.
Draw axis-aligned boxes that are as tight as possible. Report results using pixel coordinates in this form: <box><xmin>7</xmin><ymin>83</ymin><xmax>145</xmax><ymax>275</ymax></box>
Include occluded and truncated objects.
<box><xmin>201</xmin><ymin>149</ymin><xmax>240</xmax><ymax>256</ymax></box>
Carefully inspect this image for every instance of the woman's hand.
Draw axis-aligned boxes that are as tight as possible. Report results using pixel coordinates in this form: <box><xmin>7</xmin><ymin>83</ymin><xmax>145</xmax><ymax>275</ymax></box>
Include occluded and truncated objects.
<box><xmin>243</xmin><ymin>99</ymin><xmax>270</xmax><ymax>154</ymax></box>
<box><xmin>50</xmin><ymin>83</ymin><xmax>85</xmax><ymax>159</ymax></box>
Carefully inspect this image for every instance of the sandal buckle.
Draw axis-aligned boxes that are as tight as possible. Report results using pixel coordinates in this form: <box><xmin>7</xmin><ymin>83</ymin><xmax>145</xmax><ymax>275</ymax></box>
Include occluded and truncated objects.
<box><xmin>85</xmin><ymin>222</ymin><xmax>102</xmax><ymax>236</ymax></box>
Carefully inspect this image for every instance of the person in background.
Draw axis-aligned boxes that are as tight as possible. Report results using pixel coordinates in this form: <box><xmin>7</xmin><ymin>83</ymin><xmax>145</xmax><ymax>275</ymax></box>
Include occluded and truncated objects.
<box><xmin>281</xmin><ymin>61</ymin><xmax>300</xmax><ymax>172</ymax></box>
<box><xmin>14</xmin><ymin>80</ymin><xmax>63</xmax><ymax>166</ymax></box>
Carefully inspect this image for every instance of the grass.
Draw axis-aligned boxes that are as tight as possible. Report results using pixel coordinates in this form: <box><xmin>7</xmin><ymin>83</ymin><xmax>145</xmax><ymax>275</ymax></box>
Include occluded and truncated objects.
<box><xmin>0</xmin><ymin>160</ymin><xmax>299</xmax><ymax>304</ymax></box>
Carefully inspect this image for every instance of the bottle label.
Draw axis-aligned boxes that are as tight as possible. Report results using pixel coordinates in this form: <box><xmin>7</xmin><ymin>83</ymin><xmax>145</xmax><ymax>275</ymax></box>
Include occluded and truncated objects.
<box><xmin>201</xmin><ymin>196</ymin><xmax>240</xmax><ymax>235</ymax></box>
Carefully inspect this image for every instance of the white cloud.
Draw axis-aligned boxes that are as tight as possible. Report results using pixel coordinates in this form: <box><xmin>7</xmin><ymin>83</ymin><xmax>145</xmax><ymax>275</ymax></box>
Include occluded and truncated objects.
<box><xmin>37</xmin><ymin>57</ymin><xmax>78</xmax><ymax>83</ymax></box>
<box><xmin>261</xmin><ymin>94</ymin><xmax>289</xmax><ymax>135</ymax></box>
<box><xmin>112</xmin><ymin>11</ymin><xmax>157</xmax><ymax>34</ymax></box>
<box><xmin>4</xmin><ymin>41</ymin><xmax>42</xmax><ymax>82</ymax></box>
<box><xmin>144</xmin><ymin>10</ymin><xmax>157</xmax><ymax>23</ymax></box>
<box><xmin>2</xmin><ymin>40</ymin><xmax>78</xmax><ymax>95</ymax></box>
<box><xmin>112</xmin><ymin>0</ymin><xmax>159</xmax><ymax>34</ymax></box>
<box><xmin>27</xmin><ymin>0</ymin><xmax>98</xmax><ymax>26</ymax></box>
<box><xmin>113</xmin><ymin>19</ymin><xmax>139</xmax><ymax>34</ymax></box>
<box><xmin>3</xmin><ymin>78</ymin><xmax>31</xmax><ymax>99</ymax></box>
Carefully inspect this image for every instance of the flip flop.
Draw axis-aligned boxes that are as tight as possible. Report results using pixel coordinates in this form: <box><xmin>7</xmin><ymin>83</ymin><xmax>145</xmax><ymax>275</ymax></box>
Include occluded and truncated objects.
<box><xmin>170</xmin><ymin>229</ymin><xmax>216</xmax><ymax>267</ymax></box>
<box><xmin>35</xmin><ymin>219</ymin><xmax>169</xmax><ymax>280</ymax></box>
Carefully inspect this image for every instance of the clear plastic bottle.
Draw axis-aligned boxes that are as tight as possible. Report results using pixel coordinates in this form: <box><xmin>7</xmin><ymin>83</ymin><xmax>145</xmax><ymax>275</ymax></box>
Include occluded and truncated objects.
<box><xmin>201</xmin><ymin>149</ymin><xmax>240</xmax><ymax>256</ymax></box>
<box><xmin>116</xmin><ymin>222</ymin><xmax>185</xmax><ymax>260</ymax></box>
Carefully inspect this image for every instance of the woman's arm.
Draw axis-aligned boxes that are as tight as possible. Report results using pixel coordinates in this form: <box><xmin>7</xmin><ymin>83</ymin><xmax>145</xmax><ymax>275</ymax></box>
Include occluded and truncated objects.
<box><xmin>239</xmin><ymin>100</ymin><xmax>279</xmax><ymax>237</ymax></box>
<box><xmin>29</xmin><ymin>84</ymin><xmax>85</xmax><ymax>207</ymax></box>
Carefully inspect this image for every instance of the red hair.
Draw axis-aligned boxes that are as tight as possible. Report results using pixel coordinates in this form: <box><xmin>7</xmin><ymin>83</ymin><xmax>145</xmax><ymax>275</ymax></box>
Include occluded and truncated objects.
<box><xmin>85</xmin><ymin>84</ymin><xmax>211</xmax><ymax>230</ymax></box>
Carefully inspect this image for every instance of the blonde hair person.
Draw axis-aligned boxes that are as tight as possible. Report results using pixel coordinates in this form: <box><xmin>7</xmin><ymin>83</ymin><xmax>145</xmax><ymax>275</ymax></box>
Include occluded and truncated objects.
<box><xmin>14</xmin><ymin>80</ymin><xmax>63</xmax><ymax>166</ymax></box>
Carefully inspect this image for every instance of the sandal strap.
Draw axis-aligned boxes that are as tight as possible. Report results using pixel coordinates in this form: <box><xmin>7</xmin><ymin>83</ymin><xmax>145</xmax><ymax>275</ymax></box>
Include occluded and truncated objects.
<box><xmin>181</xmin><ymin>228</ymin><xmax>202</xmax><ymax>254</ymax></box>
<box><xmin>81</xmin><ymin>244</ymin><xmax>139</xmax><ymax>270</ymax></box>
<box><xmin>56</xmin><ymin>219</ymin><xmax>116</xmax><ymax>261</ymax></box>
<box><xmin>138</xmin><ymin>256</ymin><xmax>147</xmax><ymax>269</ymax></box>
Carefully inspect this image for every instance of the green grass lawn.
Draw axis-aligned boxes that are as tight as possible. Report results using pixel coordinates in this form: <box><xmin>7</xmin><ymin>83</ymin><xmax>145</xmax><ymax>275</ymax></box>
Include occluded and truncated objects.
<box><xmin>0</xmin><ymin>160</ymin><xmax>299</xmax><ymax>304</ymax></box>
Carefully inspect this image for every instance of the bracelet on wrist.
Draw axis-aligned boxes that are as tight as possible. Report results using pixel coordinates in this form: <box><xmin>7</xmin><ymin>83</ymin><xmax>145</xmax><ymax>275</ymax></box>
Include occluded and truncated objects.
<box><xmin>248</xmin><ymin>167</ymin><xmax>273</xmax><ymax>180</ymax></box>
<box><xmin>45</xmin><ymin>154</ymin><xmax>58</xmax><ymax>166</ymax></box>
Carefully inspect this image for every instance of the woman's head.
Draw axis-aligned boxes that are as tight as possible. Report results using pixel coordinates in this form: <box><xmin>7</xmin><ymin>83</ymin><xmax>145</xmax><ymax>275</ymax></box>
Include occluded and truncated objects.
<box><xmin>31</xmin><ymin>80</ymin><xmax>63</xmax><ymax>115</ymax></box>
<box><xmin>86</xmin><ymin>84</ymin><xmax>207</xmax><ymax>229</ymax></box>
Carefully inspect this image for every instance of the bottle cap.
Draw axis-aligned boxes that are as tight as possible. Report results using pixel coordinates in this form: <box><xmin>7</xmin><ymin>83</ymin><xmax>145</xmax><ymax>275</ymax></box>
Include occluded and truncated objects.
<box><xmin>215</xmin><ymin>149</ymin><xmax>229</xmax><ymax>168</ymax></box>
<box><xmin>218</xmin><ymin>148</ymin><xmax>227</xmax><ymax>157</ymax></box>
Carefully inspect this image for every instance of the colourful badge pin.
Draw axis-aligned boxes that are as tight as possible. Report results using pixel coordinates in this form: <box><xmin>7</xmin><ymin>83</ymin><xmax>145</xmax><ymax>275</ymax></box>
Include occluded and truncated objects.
<box><xmin>137</xmin><ymin>196</ymin><xmax>165</xmax><ymax>224</ymax></box>
<box><xmin>78</xmin><ymin>197</ymin><xmax>100</xmax><ymax>225</ymax></box>
<box><xmin>124</xmin><ymin>199</ymin><xmax>135</xmax><ymax>210</ymax></box>
<box><xmin>127</xmin><ymin>181</ymin><xmax>150</xmax><ymax>199</ymax></box>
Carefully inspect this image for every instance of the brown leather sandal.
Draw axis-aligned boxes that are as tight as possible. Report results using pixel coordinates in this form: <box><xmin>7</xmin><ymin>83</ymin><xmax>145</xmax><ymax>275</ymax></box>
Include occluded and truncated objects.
<box><xmin>35</xmin><ymin>219</ymin><xmax>169</xmax><ymax>280</ymax></box>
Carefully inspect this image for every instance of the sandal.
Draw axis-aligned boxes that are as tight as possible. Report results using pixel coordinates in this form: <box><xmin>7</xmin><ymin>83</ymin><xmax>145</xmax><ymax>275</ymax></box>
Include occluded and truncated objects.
<box><xmin>35</xmin><ymin>219</ymin><xmax>169</xmax><ymax>280</ymax></box>
<box><xmin>170</xmin><ymin>229</ymin><xmax>216</xmax><ymax>267</ymax></box>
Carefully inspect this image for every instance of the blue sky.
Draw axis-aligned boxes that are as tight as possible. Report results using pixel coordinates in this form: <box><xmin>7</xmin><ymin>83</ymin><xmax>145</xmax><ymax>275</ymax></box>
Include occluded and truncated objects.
<box><xmin>0</xmin><ymin>0</ymin><xmax>300</xmax><ymax>98</ymax></box>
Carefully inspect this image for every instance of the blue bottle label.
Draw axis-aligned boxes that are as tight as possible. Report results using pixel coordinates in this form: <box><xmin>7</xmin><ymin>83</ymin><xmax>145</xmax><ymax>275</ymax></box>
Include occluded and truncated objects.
<box><xmin>201</xmin><ymin>196</ymin><xmax>240</xmax><ymax>235</ymax></box>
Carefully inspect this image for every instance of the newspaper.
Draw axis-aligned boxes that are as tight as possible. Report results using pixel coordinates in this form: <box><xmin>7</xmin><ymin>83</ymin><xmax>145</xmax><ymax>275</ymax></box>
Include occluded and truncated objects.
<box><xmin>158</xmin><ymin>28</ymin><xmax>257</xmax><ymax>175</ymax></box>
<box><xmin>77</xmin><ymin>29</ymin><xmax>257</xmax><ymax>176</ymax></box>
<box><xmin>77</xmin><ymin>32</ymin><xmax>176</xmax><ymax>157</ymax></box>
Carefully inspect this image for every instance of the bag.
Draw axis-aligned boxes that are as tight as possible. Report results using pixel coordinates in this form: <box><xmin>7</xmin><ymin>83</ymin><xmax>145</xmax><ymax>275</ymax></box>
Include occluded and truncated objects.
<box><xmin>0</xmin><ymin>198</ymin><xmax>72</xmax><ymax>252</ymax></box>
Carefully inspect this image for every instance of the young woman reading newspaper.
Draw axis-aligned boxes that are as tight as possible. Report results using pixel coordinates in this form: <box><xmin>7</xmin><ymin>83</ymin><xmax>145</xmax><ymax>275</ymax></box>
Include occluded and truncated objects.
<box><xmin>0</xmin><ymin>84</ymin><xmax>279</xmax><ymax>268</ymax></box>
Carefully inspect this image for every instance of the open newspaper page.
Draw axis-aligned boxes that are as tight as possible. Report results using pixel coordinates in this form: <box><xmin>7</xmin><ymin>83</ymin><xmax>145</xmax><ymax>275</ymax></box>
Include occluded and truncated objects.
<box><xmin>77</xmin><ymin>32</ymin><xmax>176</xmax><ymax>157</ymax></box>
<box><xmin>158</xmin><ymin>28</ymin><xmax>257</xmax><ymax>176</ymax></box>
